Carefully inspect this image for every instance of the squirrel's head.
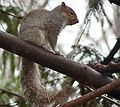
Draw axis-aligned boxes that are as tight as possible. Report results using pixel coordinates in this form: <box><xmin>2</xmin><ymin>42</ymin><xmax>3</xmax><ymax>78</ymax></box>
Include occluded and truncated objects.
<box><xmin>61</xmin><ymin>2</ymin><xmax>79</xmax><ymax>25</ymax></box>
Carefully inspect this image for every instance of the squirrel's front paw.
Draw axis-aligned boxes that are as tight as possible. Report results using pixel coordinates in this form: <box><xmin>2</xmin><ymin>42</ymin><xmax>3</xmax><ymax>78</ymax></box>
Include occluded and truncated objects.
<box><xmin>40</xmin><ymin>44</ymin><xmax>48</xmax><ymax>50</ymax></box>
<box><xmin>54</xmin><ymin>50</ymin><xmax>63</xmax><ymax>56</ymax></box>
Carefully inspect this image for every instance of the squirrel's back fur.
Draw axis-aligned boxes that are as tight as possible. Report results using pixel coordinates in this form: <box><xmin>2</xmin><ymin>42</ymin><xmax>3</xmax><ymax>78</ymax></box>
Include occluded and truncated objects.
<box><xmin>19</xmin><ymin>5</ymin><xmax>65</xmax><ymax>50</ymax></box>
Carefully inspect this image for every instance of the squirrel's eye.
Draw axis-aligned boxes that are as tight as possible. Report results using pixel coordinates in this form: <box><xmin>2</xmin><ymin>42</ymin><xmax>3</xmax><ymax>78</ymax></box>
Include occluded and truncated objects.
<box><xmin>69</xmin><ymin>11</ymin><xmax>74</xmax><ymax>15</ymax></box>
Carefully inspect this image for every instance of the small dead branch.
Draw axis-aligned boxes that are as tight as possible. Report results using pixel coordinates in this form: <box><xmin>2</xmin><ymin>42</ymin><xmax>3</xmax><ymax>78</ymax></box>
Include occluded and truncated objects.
<box><xmin>88</xmin><ymin>62</ymin><xmax>120</xmax><ymax>75</ymax></box>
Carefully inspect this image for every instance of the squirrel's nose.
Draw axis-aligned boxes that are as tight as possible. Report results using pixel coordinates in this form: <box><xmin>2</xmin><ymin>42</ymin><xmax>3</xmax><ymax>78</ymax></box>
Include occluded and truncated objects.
<box><xmin>74</xmin><ymin>18</ymin><xmax>79</xmax><ymax>24</ymax></box>
<box><xmin>76</xmin><ymin>19</ymin><xmax>79</xmax><ymax>23</ymax></box>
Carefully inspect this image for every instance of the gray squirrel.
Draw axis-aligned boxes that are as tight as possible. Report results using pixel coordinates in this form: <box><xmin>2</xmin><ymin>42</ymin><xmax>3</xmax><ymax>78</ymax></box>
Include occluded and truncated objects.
<box><xmin>19</xmin><ymin>2</ymin><xmax>78</xmax><ymax>107</ymax></box>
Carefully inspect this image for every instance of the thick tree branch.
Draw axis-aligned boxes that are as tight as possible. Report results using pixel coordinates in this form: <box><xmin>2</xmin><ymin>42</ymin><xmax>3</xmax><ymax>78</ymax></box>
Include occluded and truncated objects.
<box><xmin>0</xmin><ymin>10</ymin><xmax>23</xmax><ymax>19</ymax></box>
<box><xmin>0</xmin><ymin>31</ymin><xmax>120</xmax><ymax>100</ymax></box>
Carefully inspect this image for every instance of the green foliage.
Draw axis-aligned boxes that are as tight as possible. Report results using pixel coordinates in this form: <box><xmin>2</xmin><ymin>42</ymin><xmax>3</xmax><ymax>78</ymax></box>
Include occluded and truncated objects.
<box><xmin>0</xmin><ymin>2</ymin><xmax>23</xmax><ymax>106</ymax></box>
<box><xmin>0</xmin><ymin>4</ymin><xmax>21</xmax><ymax>35</ymax></box>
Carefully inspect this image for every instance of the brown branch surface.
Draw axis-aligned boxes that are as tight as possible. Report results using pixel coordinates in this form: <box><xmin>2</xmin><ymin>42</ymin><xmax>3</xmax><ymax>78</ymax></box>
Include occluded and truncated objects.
<box><xmin>60</xmin><ymin>80</ymin><xmax>120</xmax><ymax>107</ymax></box>
<box><xmin>88</xmin><ymin>62</ymin><xmax>120</xmax><ymax>74</ymax></box>
<box><xmin>0</xmin><ymin>31</ymin><xmax>120</xmax><ymax>100</ymax></box>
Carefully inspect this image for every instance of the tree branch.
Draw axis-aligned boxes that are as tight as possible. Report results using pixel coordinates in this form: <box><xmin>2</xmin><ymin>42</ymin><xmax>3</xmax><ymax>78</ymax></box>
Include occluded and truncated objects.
<box><xmin>101</xmin><ymin>37</ymin><xmax>120</xmax><ymax>64</ymax></box>
<box><xmin>108</xmin><ymin>0</ymin><xmax>120</xmax><ymax>6</ymax></box>
<box><xmin>0</xmin><ymin>31</ymin><xmax>120</xmax><ymax>100</ymax></box>
<box><xmin>60</xmin><ymin>80</ymin><xmax>120</xmax><ymax>107</ymax></box>
<box><xmin>88</xmin><ymin>62</ymin><xmax>120</xmax><ymax>75</ymax></box>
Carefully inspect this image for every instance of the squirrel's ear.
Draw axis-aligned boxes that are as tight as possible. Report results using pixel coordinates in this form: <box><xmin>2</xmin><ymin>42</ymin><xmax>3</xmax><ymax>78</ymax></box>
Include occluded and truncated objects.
<box><xmin>61</xmin><ymin>2</ymin><xmax>67</xmax><ymax>12</ymax></box>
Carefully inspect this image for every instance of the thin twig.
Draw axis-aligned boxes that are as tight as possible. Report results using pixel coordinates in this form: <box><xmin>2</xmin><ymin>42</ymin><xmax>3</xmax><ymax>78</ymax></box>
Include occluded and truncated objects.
<box><xmin>74</xmin><ymin>11</ymin><xmax>93</xmax><ymax>50</ymax></box>
<box><xmin>67</xmin><ymin>11</ymin><xmax>93</xmax><ymax>60</ymax></box>
<box><xmin>0</xmin><ymin>88</ymin><xmax>24</xmax><ymax>100</ymax></box>
<box><xmin>0</xmin><ymin>10</ymin><xmax>23</xmax><ymax>19</ymax></box>
<box><xmin>0</xmin><ymin>23</ymin><xmax>6</xmax><ymax>31</ymax></box>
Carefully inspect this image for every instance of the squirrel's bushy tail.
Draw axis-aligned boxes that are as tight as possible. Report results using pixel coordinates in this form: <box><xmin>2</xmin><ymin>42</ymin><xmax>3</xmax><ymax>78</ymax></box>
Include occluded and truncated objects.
<box><xmin>21</xmin><ymin>58</ymin><xmax>50</xmax><ymax>107</ymax></box>
<box><xmin>21</xmin><ymin>58</ymin><xmax>76</xmax><ymax>107</ymax></box>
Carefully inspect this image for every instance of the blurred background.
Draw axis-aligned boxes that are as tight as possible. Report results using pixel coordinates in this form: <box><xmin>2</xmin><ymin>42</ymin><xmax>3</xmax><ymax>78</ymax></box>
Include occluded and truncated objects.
<box><xmin>0</xmin><ymin>0</ymin><xmax>120</xmax><ymax>107</ymax></box>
